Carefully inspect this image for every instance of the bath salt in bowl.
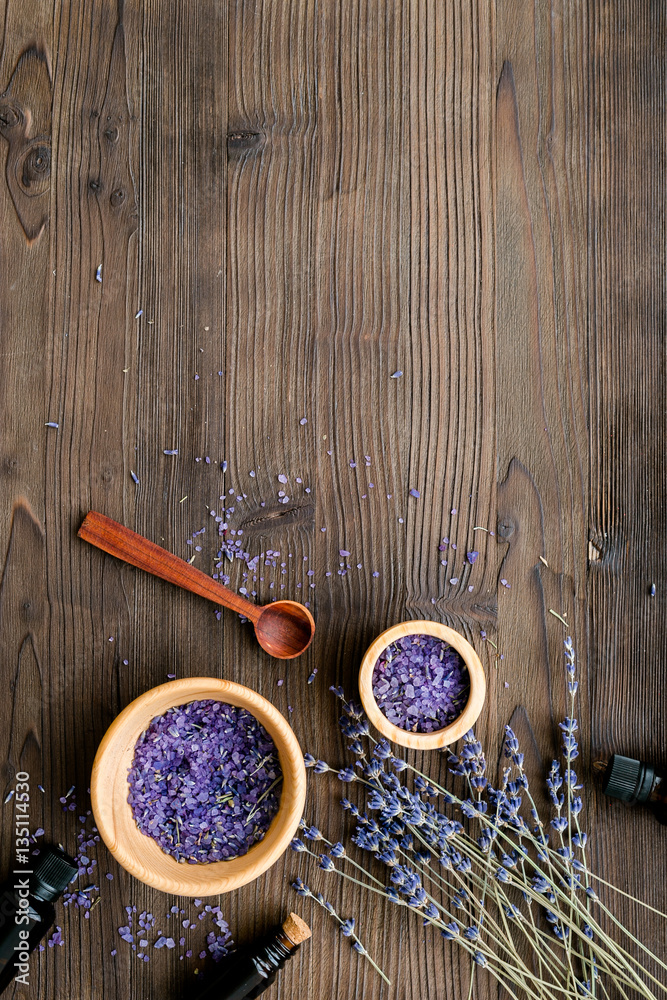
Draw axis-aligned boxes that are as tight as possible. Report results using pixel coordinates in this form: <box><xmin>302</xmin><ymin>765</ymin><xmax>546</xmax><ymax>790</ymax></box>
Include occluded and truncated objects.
<box><xmin>91</xmin><ymin>678</ymin><xmax>306</xmax><ymax>896</ymax></box>
<box><xmin>372</xmin><ymin>634</ymin><xmax>470</xmax><ymax>733</ymax></box>
<box><xmin>127</xmin><ymin>700</ymin><xmax>282</xmax><ymax>864</ymax></box>
<box><xmin>359</xmin><ymin>621</ymin><xmax>486</xmax><ymax>750</ymax></box>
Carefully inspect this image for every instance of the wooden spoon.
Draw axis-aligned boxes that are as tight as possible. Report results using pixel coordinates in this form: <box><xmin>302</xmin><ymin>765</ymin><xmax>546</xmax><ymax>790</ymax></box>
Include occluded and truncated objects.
<box><xmin>78</xmin><ymin>511</ymin><xmax>315</xmax><ymax>659</ymax></box>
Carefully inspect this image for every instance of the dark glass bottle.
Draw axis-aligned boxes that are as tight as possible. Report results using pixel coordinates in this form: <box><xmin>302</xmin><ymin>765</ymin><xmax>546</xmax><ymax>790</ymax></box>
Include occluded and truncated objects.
<box><xmin>0</xmin><ymin>846</ymin><xmax>78</xmax><ymax>995</ymax></box>
<box><xmin>195</xmin><ymin>913</ymin><xmax>311</xmax><ymax>1000</ymax></box>
<box><xmin>602</xmin><ymin>755</ymin><xmax>667</xmax><ymax>824</ymax></box>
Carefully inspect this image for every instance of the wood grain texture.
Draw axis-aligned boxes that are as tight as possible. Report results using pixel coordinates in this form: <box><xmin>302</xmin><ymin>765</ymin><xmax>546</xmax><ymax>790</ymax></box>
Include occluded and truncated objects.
<box><xmin>0</xmin><ymin>0</ymin><xmax>663</xmax><ymax>997</ymax></box>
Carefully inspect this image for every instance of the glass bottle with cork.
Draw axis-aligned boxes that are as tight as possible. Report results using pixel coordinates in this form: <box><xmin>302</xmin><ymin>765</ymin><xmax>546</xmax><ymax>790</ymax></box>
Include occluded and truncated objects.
<box><xmin>192</xmin><ymin>912</ymin><xmax>311</xmax><ymax>1000</ymax></box>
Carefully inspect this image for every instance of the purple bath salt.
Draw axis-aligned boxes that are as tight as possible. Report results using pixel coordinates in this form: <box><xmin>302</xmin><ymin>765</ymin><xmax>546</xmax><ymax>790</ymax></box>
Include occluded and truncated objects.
<box><xmin>128</xmin><ymin>700</ymin><xmax>282</xmax><ymax>864</ymax></box>
<box><xmin>372</xmin><ymin>634</ymin><xmax>470</xmax><ymax>734</ymax></box>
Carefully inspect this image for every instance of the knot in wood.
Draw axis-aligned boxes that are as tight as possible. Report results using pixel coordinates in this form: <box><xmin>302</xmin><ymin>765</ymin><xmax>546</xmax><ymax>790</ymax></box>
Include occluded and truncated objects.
<box><xmin>110</xmin><ymin>187</ymin><xmax>126</xmax><ymax>207</ymax></box>
<box><xmin>0</xmin><ymin>100</ymin><xmax>22</xmax><ymax>130</ymax></box>
<box><xmin>226</xmin><ymin>130</ymin><xmax>263</xmax><ymax>152</ymax></box>
<box><xmin>19</xmin><ymin>141</ymin><xmax>51</xmax><ymax>196</ymax></box>
<box><xmin>496</xmin><ymin>518</ymin><xmax>515</xmax><ymax>540</ymax></box>
<box><xmin>104</xmin><ymin>125</ymin><xmax>119</xmax><ymax>143</ymax></box>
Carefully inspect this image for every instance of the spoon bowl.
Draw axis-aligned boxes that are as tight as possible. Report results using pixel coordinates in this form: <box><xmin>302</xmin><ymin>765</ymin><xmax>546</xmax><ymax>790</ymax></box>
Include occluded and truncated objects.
<box><xmin>255</xmin><ymin>600</ymin><xmax>315</xmax><ymax>659</ymax></box>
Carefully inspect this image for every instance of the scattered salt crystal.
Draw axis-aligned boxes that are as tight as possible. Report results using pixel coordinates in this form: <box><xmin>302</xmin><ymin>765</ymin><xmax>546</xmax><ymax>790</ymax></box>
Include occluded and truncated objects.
<box><xmin>390</xmin><ymin>371</ymin><xmax>403</xmax><ymax>378</ymax></box>
<box><xmin>409</xmin><ymin>489</ymin><xmax>420</xmax><ymax>499</ymax></box>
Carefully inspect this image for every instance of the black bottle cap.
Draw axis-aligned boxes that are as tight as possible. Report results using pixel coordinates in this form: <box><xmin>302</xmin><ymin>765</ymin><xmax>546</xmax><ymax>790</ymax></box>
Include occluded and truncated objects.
<box><xmin>602</xmin><ymin>754</ymin><xmax>654</xmax><ymax>805</ymax></box>
<box><xmin>31</xmin><ymin>846</ymin><xmax>78</xmax><ymax>902</ymax></box>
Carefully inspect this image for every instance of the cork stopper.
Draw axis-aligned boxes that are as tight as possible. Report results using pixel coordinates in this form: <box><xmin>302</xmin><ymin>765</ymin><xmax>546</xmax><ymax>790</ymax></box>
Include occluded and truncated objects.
<box><xmin>282</xmin><ymin>911</ymin><xmax>312</xmax><ymax>946</ymax></box>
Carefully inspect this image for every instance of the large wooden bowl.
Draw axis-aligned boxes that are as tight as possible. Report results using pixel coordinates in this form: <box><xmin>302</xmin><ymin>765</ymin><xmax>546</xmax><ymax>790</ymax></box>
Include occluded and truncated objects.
<box><xmin>91</xmin><ymin>678</ymin><xmax>306</xmax><ymax>896</ymax></box>
<box><xmin>358</xmin><ymin>620</ymin><xmax>486</xmax><ymax>750</ymax></box>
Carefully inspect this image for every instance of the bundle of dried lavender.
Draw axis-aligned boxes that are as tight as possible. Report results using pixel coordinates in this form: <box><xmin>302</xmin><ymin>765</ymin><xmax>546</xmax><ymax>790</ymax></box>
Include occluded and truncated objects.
<box><xmin>292</xmin><ymin>638</ymin><xmax>667</xmax><ymax>999</ymax></box>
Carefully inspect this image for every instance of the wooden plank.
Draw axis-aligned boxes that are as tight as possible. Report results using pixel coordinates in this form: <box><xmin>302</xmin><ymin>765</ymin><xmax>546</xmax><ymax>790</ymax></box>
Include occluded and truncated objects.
<box><xmin>586</xmin><ymin>0</ymin><xmax>667</xmax><ymax>979</ymax></box>
<box><xmin>0</xmin><ymin>0</ymin><xmax>54</xmax><ymax>995</ymax></box>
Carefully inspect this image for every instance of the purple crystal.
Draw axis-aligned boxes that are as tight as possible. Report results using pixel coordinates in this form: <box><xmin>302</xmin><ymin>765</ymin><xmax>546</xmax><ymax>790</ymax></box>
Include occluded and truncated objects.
<box><xmin>372</xmin><ymin>634</ymin><xmax>470</xmax><ymax>734</ymax></box>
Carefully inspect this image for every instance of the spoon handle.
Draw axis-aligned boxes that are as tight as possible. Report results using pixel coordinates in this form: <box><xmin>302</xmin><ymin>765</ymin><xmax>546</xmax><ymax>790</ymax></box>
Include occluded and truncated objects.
<box><xmin>78</xmin><ymin>511</ymin><xmax>260</xmax><ymax>622</ymax></box>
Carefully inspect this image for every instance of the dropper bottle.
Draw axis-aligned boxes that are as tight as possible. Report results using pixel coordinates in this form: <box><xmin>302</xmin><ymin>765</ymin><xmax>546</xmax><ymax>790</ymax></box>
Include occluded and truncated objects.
<box><xmin>194</xmin><ymin>912</ymin><xmax>311</xmax><ymax>1000</ymax></box>
<box><xmin>0</xmin><ymin>845</ymin><xmax>78</xmax><ymax>994</ymax></box>
<box><xmin>601</xmin><ymin>754</ymin><xmax>667</xmax><ymax>824</ymax></box>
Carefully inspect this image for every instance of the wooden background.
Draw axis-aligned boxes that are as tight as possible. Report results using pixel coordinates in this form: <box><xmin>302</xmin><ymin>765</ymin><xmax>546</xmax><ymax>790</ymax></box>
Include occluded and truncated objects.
<box><xmin>0</xmin><ymin>1</ymin><xmax>664</xmax><ymax>997</ymax></box>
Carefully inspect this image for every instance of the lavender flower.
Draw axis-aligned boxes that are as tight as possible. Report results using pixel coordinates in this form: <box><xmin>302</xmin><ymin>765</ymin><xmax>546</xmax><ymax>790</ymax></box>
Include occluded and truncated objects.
<box><xmin>292</xmin><ymin>877</ymin><xmax>310</xmax><ymax>897</ymax></box>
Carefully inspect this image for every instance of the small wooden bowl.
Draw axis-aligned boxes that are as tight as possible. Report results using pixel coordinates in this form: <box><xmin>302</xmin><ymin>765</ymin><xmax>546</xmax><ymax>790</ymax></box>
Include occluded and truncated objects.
<box><xmin>91</xmin><ymin>678</ymin><xmax>306</xmax><ymax>896</ymax></box>
<box><xmin>358</xmin><ymin>620</ymin><xmax>486</xmax><ymax>750</ymax></box>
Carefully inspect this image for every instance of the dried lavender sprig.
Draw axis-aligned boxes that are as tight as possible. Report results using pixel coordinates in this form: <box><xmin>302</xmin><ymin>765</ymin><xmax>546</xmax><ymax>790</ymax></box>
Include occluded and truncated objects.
<box><xmin>297</xmin><ymin>820</ymin><xmax>386</xmax><ymax>889</ymax></box>
<box><xmin>500</xmin><ymin>729</ymin><xmax>578</xmax><ymax>989</ymax></box>
<box><xmin>470</xmin><ymin>731</ymin><xmax>666</xmax><ymax>1000</ymax></box>
<box><xmin>560</xmin><ymin>637</ymin><xmax>594</xmax><ymax>996</ymax></box>
<box><xmin>291</xmin><ymin>879</ymin><xmax>390</xmax><ymax>984</ymax></box>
